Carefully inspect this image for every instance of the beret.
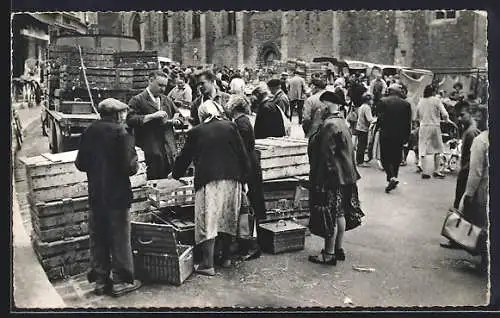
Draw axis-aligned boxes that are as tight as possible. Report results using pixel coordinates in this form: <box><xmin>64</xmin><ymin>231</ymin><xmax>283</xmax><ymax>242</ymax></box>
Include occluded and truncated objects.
<box><xmin>267</xmin><ymin>79</ymin><xmax>281</xmax><ymax>88</ymax></box>
<box><xmin>319</xmin><ymin>91</ymin><xmax>341</xmax><ymax>104</ymax></box>
<box><xmin>98</xmin><ymin>98</ymin><xmax>128</xmax><ymax>113</ymax></box>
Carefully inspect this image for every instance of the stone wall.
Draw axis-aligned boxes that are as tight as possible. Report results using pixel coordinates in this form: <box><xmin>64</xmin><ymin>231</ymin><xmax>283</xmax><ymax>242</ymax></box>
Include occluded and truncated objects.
<box><xmin>286</xmin><ymin>11</ymin><xmax>334</xmax><ymax>62</ymax></box>
<box><xmin>338</xmin><ymin>10</ymin><xmax>397</xmax><ymax>65</ymax></box>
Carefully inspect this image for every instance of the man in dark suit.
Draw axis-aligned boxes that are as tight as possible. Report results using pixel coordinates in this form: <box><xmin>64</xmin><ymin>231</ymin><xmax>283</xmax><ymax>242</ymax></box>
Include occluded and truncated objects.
<box><xmin>377</xmin><ymin>84</ymin><xmax>412</xmax><ymax>193</ymax></box>
<box><xmin>75</xmin><ymin>98</ymin><xmax>141</xmax><ymax>297</ymax></box>
<box><xmin>127</xmin><ymin>70</ymin><xmax>184</xmax><ymax>180</ymax></box>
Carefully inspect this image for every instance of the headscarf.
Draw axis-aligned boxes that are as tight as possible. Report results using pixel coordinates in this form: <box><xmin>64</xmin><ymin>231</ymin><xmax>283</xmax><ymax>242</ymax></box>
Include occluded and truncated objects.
<box><xmin>198</xmin><ymin>99</ymin><xmax>223</xmax><ymax>123</ymax></box>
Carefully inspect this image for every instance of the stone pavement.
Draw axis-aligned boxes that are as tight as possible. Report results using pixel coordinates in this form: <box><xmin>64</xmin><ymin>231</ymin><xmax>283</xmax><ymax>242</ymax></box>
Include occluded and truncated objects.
<box><xmin>11</xmin><ymin>103</ymin><xmax>66</xmax><ymax>309</ymax></box>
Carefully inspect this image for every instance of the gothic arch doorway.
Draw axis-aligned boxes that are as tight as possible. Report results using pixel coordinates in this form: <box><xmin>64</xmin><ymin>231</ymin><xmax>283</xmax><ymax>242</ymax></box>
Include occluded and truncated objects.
<box><xmin>258</xmin><ymin>42</ymin><xmax>281</xmax><ymax>67</ymax></box>
<box><xmin>131</xmin><ymin>13</ymin><xmax>141</xmax><ymax>44</ymax></box>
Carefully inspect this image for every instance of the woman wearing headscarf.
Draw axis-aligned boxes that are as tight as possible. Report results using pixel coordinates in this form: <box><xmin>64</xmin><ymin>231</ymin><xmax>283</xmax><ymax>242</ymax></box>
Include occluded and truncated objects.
<box><xmin>227</xmin><ymin>95</ymin><xmax>266</xmax><ymax>260</ymax></box>
<box><xmin>307</xmin><ymin>91</ymin><xmax>363</xmax><ymax>265</ymax></box>
<box><xmin>171</xmin><ymin>102</ymin><xmax>252</xmax><ymax>276</ymax></box>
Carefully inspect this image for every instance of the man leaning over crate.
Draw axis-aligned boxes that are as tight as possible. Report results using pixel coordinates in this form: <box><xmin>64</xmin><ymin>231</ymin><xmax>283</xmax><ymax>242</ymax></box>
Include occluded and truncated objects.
<box><xmin>127</xmin><ymin>70</ymin><xmax>185</xmax><ymax>180</ymax></box>
<box><xmin>75</xmin><ymin>98</ymin><xmax>142</xmax><ymax>297</ymax></box>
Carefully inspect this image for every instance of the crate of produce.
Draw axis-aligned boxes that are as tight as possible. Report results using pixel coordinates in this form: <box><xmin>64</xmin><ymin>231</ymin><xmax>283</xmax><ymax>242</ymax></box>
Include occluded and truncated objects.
<box><xmin>258</xmin><ymin>219</ymin><xmax>306</xmax><ymax>254</ymax></box>
<box><xmin>19</xmin><ymin>148</ymin><xmax>147</xmax><ymax>205</ymax></box>
<box><xmin>30</xmin><ymin>186</ymin><xmax>151</xmax><ymax>242</ymax></box>
<box><xmin>131</xmin><ymin>212</ymin><xmax>194</xmax><ymax>285</ymax></box>
<box><xmin>255</xmin><ymin>137</ymin><xmax>309</xmax><ymax>181</ymax></box>
<box><xmin>31</xmin><ymin>234</ymin><xmax>90</xmax><ymax>281</ymax></box>
<box><xmin>147</xmin><ymin>177</ymin><xmax>195</xmax><ymax>209</ymax></box>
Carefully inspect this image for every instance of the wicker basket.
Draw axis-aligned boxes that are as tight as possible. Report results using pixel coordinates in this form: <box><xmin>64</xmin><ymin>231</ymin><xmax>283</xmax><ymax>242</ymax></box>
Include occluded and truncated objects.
<box><xmin>258</xmin><ymin>219</ymin><xmax>306</xmax><ymax>254</ymax></box>
<box><xmin>131</xmin><ymin>212</ymin><xmax>194</xmax><ymax>285</ymax></box>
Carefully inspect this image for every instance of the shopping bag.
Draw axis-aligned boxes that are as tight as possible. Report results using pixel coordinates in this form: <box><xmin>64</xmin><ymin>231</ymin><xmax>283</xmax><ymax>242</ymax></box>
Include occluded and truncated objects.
<box><xmin>238</xmin><ymin>193</ymin><xmax>255</xmax><ymax>239</ymax></box>
<box><xmin>441</xmin><ymin>208</ymin><xmax>483</xmax><ymax>254</ymax></box>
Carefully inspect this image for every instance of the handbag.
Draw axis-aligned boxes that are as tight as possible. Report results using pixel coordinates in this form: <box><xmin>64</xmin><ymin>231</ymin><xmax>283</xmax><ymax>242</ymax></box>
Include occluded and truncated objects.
<box><xmin>441</xmin><ymin>209</ymin><xmax>483</xmax><ymax>254</ymax></box>
<box><xmin>238</xmin><ymin>192</ymin><xmax>255</xmax><ymax>239</ymax></box>
<box><xmin>345</xmin><ymin>207</ymin><xmax>365</xmax><ymax>231</ymax></box>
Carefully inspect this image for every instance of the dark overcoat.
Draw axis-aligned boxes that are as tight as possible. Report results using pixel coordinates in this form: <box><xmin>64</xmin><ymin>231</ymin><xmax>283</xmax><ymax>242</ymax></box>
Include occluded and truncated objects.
<box><xmin>75</xmin><ymin>119</ymin><xmax>138</xmax><ymax>210</ymax></box>
<box><xmin>126</xmin><ymin>90</ymin><xmax>183</xmax><ymax>167</ymax></box>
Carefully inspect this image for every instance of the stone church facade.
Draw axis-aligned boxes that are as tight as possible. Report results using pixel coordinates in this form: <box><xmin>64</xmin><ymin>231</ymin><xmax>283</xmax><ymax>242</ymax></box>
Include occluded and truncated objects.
<box><xmin>95</xmin><ymin>10</ymin><xmax>487</xmax><ymax>70</ymax></box>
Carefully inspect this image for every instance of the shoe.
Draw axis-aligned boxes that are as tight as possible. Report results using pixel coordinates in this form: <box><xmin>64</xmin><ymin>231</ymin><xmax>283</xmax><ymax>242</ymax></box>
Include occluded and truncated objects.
<box><xmin>335</xmin><ymin>248</ymin><xmax>346</xmax><ymax>261</ymax></box>
<box><xmin>416</xmin><ymin>165</ymin><xmax>423</xmax><ymax>173</ymax></box>
<box><xmin>440</xmin><ymin>242</ymin><xmax>461</xmax><ymax>249</ymax></box>
<box><xmin>110</xmin><ymin>280</ymin><xmax>142</xmax><ymax>297</ymax></box>
<box><xmin>433</xmin><ymin>172</ymin><xmax>445</xmax><ymax>179</ymax></box>
<box><xmin>194</xmin><ymin>265</ymin><xmax>216</xmax><ymax>276</ymax></box>
<box><xmin>421</xmin><ymin>174</ymin><xmax>431</xmax><ymax>179</ymax></box>
<box><xmin>241</xmin><ymin>247</ymin><xmax>261</xmax><ymax>261</ymax></box>
<box><xmin>385</xmin><ymin>179</ymin><xmax>398</xmax><ymax>193</ymax></box>
<box><xmin>308</xmin><ymin>249</ymin><xmax>337</xmax><ymax>266</ymax></box>
<box><xmin>94</xmin><ymin>282</ymin><xmax>112</xmax><ymax>296</ymax></box>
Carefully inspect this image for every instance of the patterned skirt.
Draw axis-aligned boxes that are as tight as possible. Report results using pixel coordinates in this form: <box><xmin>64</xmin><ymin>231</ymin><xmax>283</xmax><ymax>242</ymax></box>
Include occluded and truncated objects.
<box><xmin>194</xmin><ymin>179</ymin><xmax>242</xmax><ymax>244</ymax></box>
<box><xmin>309</xmin><ymin>184</ymin><xmax>362</xmax><ymax>239</ymax></box>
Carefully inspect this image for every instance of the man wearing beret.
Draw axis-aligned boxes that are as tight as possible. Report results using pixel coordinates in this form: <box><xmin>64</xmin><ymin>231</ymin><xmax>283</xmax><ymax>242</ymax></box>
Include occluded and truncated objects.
<box><xmin>127</xmin><ymin>70</ymin><xmax>184</xmax><ymax>180</ymax></box>
<box><xmin>75</xmin><ymin>98</ymin><xmax>142</xmax><ymax>297</ymax></box>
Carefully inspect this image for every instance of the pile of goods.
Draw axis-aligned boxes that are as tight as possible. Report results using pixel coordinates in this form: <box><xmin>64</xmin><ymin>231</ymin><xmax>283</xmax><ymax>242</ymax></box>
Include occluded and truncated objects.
<box><xmin>47</xmin><ymin>45</ymin><xmax>159</xmax><ymax>107</ymax></box>
<box><xmin>19</xmin><ymin>148</ymin><xmax>150</xmax><ymax>281</ymax></box>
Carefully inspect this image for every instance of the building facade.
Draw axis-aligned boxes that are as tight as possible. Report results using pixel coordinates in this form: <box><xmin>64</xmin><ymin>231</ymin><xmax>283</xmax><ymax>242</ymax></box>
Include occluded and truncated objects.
<box><xmin>87</xmin><ymin>11</ymin><xmax>488</xmax><ymax>70</ymax></box>
<box><xmin>11</xmin><ymin>12</ymin><xmax>95</xmax><ymax>78</ymax></box>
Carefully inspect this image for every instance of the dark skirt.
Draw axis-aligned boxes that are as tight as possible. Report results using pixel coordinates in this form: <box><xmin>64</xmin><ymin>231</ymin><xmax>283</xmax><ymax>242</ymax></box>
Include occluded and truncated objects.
<box><xmin>308</xmin><ymin>184</ymin><xmax>362</xmax><ymax>239</ymax></box>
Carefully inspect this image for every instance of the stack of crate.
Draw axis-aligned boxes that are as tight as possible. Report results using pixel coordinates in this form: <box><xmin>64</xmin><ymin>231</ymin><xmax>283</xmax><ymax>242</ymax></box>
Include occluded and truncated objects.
<box><xmin>255</xmin><ymin>137</ymin><xmax>309</xmax><ymax>181</ymax></box>
<box><xmin>114</xmin><ymin>51</ymin><xmax>159</xmax><ymax>90</ymax></box>
<box><xmin>19</xmin><ymin>147</ymin><xmax>151</xmax><ymax>281</ymax></box>
<box><xmin>306</xmin><ymin>62</ymin><xmax>327</xmax><ymax>83</ymax></box>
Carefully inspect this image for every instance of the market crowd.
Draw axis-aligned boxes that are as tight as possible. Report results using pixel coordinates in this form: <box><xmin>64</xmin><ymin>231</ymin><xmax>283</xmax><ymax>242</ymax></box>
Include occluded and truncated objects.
<box><xmin>74</xmin><ymin>60</ymin><xmax>489</xmax><ymax>297</ymax></box>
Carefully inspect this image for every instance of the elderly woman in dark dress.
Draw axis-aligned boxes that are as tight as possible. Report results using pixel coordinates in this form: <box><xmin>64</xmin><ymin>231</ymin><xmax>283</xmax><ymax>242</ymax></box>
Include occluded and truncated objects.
<box><xmin>172</xmin><ymin>102</ymin><xmax>251</xmax><ymax>275</ymax></box>
<box><xmin>227</xmin><ymin>95</ymin><xmax>266</xmax><ymax>260</ymax></box>
<box><xmin>308</xmin><ymin>91</ymin><xmax>363</xmax><ymax>265</ymax></box>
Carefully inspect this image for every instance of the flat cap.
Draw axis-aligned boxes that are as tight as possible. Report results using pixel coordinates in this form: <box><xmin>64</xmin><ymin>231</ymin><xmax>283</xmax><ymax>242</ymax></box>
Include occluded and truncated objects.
<box><xmin>98</xmin><ymin>98</ymin><xmax>128</xmax><ymax>113</ymax></box>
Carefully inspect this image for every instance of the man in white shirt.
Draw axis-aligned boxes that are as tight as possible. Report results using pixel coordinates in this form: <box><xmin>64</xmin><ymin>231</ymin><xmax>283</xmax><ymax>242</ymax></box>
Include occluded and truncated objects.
<box><xmin>229</xmin><ymin>72</ymin><xmax>246</xmax><ymax>95</ymax></box>
<box><xmin>167</xmin><ymin>75</ymin><xmax>193</xmax><ymax>108</ymax></box>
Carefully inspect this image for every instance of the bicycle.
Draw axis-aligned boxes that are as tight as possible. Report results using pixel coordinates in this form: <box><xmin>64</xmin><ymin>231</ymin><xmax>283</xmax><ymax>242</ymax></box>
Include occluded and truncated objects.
<box><xmin>12</xmin><ymin>109</ymin><xmax>23</xmax><ymax>150</ymax></box>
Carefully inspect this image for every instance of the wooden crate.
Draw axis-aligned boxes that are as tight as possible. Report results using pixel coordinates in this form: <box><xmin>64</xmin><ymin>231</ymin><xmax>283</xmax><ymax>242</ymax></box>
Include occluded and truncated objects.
<box><xmin>30</xmin><ymin>187</ymin><xmax>151</xmax><ymax>242</ymax></box>
<box><xmin>57</xmin><ymin>101</ymin><xmax>94</xmax><ymax>114</ymax></box>
<box><xmin>131</xmin><ymin>212</ymin><xmax>194</xmax><ymax>285</ymax></box>
<box><xmin>147</xmin><ymin>177</ymin><xmax>195</xmax><ymax>209</ymax></box>
<box><xmin>20</xmin><ymin>148</ymin><xmax>147</xmax><ymax>205</ymax></box>
<box><xmin>255</xmin><ymin>137</ymin><xmax>309</xmax><ymax>181</ymax></box>
<box><xmin>258</xmin><ymin>220</ymin><xmax>306</xmax><ymax>254</ymax></box>
<box><xmin>167</xmin><ymin>218</ymin><xmax>195</xmax><ymax>246</ymax></box>
<box><xmin>31</xmin><ymin>234</ymin><xmax>90</xmax><ymax>281</ymax></box>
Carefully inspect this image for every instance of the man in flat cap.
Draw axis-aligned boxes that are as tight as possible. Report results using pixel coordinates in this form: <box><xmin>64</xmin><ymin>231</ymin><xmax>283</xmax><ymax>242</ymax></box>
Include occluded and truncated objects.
<box><xmin>75</xmin><ymin>98</ymin><xmax>142</xmax><ymax>297</ymax></box>
<box><xmin>302</xmin><ymin>78</ymin><xmax>327</xmax><ymax>138</ymax></box>
<box><xmin>376</xmin><ymin>83</ymin><xmax>412</xmax><ymax>193</ymax></box>
<box><xmin>267</xmin><ymin>78</ymin><xmax>290</xmax><ymax>119</ymax></box>
<box><xmin>251</xmin><ymin>84</ymin><xmax>286</xmax><ymax>139</ymax></box>
<box><xmin>127</xmin><ymin>70</ymin><xmax>185</xmax><ymax>180</ymax></box>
